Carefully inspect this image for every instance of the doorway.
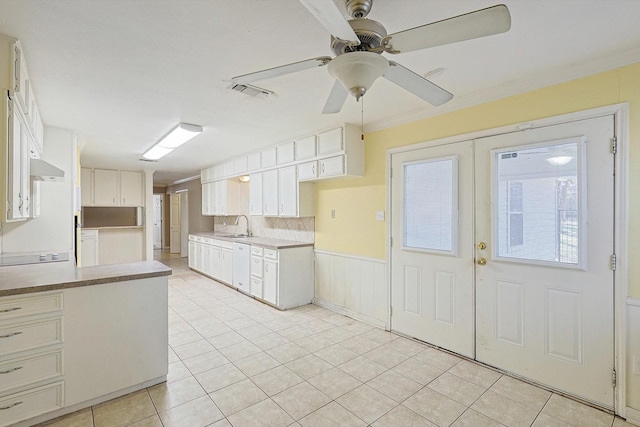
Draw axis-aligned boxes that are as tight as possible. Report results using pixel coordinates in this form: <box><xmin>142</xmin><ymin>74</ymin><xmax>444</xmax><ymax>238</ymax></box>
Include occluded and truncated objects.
<box><xmin>153</xmin><ymin>194</ymin><xmax>163</xmax><ymax>250</ymax></box>
<box><xmin>390</xmin><ymin>115</ymin><xmax>616</xmax><ymax>408</ymax></box>
<box><xmin>179</xmin><ymin>191</ymin><xmax>189</xmax><ymax>258</ymax></box>
<box><xmin>169</xmin><ymin>193</ymin><xmax>180</xmax><ymax>254</ymax></box>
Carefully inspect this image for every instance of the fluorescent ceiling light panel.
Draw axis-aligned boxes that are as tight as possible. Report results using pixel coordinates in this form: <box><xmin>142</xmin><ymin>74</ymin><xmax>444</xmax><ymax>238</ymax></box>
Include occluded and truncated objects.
<box><xmin>143</xmin><ymin>122</ymin><xmax>203</xmax><ymax>160</ymax></box>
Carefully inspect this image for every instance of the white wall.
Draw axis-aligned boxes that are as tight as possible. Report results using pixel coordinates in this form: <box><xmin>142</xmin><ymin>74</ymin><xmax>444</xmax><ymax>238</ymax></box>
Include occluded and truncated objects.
<box><xmin>2</xmin><ymin>127</ymin><xmax>75</xmax><ymax>253</ymax></box>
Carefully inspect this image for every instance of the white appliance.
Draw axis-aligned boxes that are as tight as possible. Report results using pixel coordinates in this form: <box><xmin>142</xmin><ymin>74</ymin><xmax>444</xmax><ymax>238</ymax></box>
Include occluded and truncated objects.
<box><xmin>232</xmin><ymin>242</ymin><xmax>250</xmax><ymax>294</ymax></box>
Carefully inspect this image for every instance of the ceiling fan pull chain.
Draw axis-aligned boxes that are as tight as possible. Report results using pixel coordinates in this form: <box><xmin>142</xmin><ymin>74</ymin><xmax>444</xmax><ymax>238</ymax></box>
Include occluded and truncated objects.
<box><xmin>361</xmin><ymin>95</ymin><xmax>365</xmax><ymax>141</ymax></box>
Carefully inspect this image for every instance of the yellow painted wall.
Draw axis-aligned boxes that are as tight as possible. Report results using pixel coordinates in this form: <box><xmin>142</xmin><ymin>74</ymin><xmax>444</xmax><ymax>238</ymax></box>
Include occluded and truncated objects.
<box><xmin>315</xmin><ymin>63</ymin><xmax>640</xmax><ymax>297</ymax></box>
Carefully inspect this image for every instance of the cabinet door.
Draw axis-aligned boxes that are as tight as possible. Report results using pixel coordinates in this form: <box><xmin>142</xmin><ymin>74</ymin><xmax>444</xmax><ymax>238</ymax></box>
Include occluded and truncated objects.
<box><xmin>276</xmin><ymin>142</ymin><xmax>295</xmax><ymax>165</ymax></box>
<box><xmin>319</xmin><ymin>156</ymin><xmax>345</xmax><ymax>178</ymax></box>
<box><xmin>234</xmin><ymin>156</ymin><xmax>248</xmax><ymax>175</ymax></box>
<box><xmin>263</xmin><ymin>260</ymin><xmax>278</xmax><ymax>305</ymax></box>
<box><xmin>201</xmin><ymin>182</ymin><xmax>211</xmax><ymax>215</ymax></box>
<box><xmin>188</xmin><ymin>241</ymin><xmax>196</xmax><ymax>268</ymax></box>
<box><xmin>7</xmin><ymin>98</ymin><xmax>25</xmax><ymax>221</ymax></box>
<box><xmin>216</xmin><ymin>180</ymin><xmax>228</xmax><ymax>215</ymax></box>
<box><xmin>211</xmin><ymin>247</ymin><xmax>222</xmax><ymax>279</ymax></box>
<box><xmin>297</xmin><ymin>161</ymin><xmax>317</xmax><ymax>181</ymax></box>
<box><xmin>278</xmin><ymin>166</ymin><xmax>298</xmax><ymax>216</ymax></box>
<box><xmin>81</xmin><ymin>235</ymin><xmax>98</xmax><ymax>267</ymax></box>
<box><xmin>249</xmin><ymin>173</ymin><xmax>263</xmax><ymax>215</ymax></box>
<box><xmin>81</xmin><ymin>168</ymin><xmax>94</xmax><ymax>206</ymax></box>
<box><xmin>261</xmin><ymin>147</ymin><xmax>277</xmax><ymax>168</ymax></box>
<box><xmin>295</xmin><ymin>135</ymin><xmax>316</xmax><ymax>161</ymax></box>
<box><xmin>247</xmin><ymin>152</ymin><xmax>261</xmax><ymax>172</ymax></box>
<box><xmin>120</xmin><ymin>171</ymin><xmax>143</xmax><ymax>206</ymax></box>
<box><xmin>262</xmin><ymin>169</ymin><xmax>279</xmax><ymax>216</ymax></box>
<box><xmin>94</xmin><ymin>169</ymin><xmax>119</xmax><ymax>206</ymax></box>
<box><xmin>221</xmin><ymin>249</ymin><xmax>233</xmax><ymax>283</ymax></box>
<box><xmin>317</xmin><ymin>128</ymin><xmax>344</xmax><ymax>156</ymax></box>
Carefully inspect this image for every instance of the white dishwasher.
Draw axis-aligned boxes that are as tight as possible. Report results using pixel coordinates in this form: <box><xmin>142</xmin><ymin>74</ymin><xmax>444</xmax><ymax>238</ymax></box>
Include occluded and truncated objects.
<box><xmin>233</xmin><ymin>242</ymin><xmax>251</xmax><ymax>294</ymax></box>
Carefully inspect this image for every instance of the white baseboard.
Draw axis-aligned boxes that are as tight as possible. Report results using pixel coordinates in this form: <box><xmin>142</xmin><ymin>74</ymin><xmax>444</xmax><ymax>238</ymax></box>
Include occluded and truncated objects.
<box><xmin>625</xmin><ymin>407</ymin><xmax>640</xmax><ymax>426</ymax></box>
<box><xmin>313</xmin><ymin>297</ymin><xmax>386</xmax><ymax>329</ymax></box>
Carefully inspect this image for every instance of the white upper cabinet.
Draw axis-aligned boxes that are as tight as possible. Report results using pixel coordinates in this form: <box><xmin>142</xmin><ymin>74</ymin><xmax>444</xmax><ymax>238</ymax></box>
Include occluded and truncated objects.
<box><xmin>84</xmin><ymin>169</ymin><xmax>144</xmax><ymax>207</ymax></box>
<box><xmin>93</xmin><ymin>169</ymin><xmax>119</xmax><ymax>206</ymax></box>
<box><xmin>262</xmin><ymin>169</ymin><xmax>279</xmax><ymax>216</ymax></box>
<box><xmin>120</xmin><ymin>171</ymin><xmax>143</xmax><ymax>206</ymax></box>
<box><xmin>249</xmin><ymin>172</ymin><xmax>263</xmax><ymax>216</ymax></box>
<box><xmin>234</xmin><ymin>156</ymin><xmax>248</xmax><ymax>175</ymax></box>
<box><xmin>317</xmin><ymin>127</ymin><xmax>344</xmax><ymax>156</ymax></box>
<box><xmin>319</xmin><ymin>156</ymin><xmax>345</xmax><ymax>178</ymax></box>
<box><xmin>247</xmin><ymin>152</ymin><xmax>261</xmax><ymax>172</ymax></box>
<box><xmin>202</xmin><ymin>179</ymin><xmax>246</xmax><ymax>216</ymax></box>
<box><xmin>276</xmin><ymin>141</ymin><xmax>295</xmax><ymax>165</ymax></box>
<box><xmin>278</xmin><ymin>166</ymin><xmax>297</xmax><ymax>216</ymax></box>
<box><xmin>261</xmin><ymin>147</ymin><xmax>277</xmax><ymax>169</ymax></box>
<box><xmin>223</xmin><ymin>161</ymin><xmax>235</xmax><ymax>178</ymax></box>
<box><xmin>295</xmin><ymin>135</ymin><xmax>316</xmax><ymax>161</ymax></box>
<box><xmin>297</xmin><ymin>161</ymin><xmax>318</xmax><ymax>181</ymax></box>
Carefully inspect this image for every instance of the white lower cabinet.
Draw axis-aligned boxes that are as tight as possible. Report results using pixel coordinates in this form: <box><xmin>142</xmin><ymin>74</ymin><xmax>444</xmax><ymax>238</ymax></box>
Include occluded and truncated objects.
<box><xmin>250</xmin><ymin>245</ymin><xmax>313</xmax><ymax>309</ymax></box>
<box><xmin>0</xmin><ymin>291</ymin><xmax>64</xmax><ymax>427</ymax></box>
<box><xmin>80</xmin><ymin>229</ymin><xmax>98</xmax><ymax>267</ymax></box>
<box><xmin>188</xmin><ymin>235</ymin><xmax>233</xmax><ymax>286</ymax></box>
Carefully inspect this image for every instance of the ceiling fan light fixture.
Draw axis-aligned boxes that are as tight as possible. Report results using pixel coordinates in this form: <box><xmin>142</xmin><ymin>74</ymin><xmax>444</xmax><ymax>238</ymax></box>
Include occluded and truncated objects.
<box><xmin>328</xmin><ymin>51</ymin><xmax>388</xmax><ymax>101</ymax></box>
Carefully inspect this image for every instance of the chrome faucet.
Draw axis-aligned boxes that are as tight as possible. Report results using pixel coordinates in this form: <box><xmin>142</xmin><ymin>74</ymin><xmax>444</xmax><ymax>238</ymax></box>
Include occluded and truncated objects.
<box><xmin>235</xmin><ymin>215</ymin><xmax>251</xmax><ymax>236</ymax></box>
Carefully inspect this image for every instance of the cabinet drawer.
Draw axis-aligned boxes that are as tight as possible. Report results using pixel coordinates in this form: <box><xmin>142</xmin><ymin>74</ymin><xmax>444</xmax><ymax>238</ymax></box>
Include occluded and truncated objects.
<box><xmin>0</xmin><ymin>381</ymin><xmax>64</xmax><ymax>427</ymax></box>
<box><xmin>0</xmin><ymin>350</ymin><xmax>63</xmax><ymax>393</ymax></box>
<box><xmin>250</xmin><ymin>278</ymin><xmax>263</xmax><ymax>299</ymax></box>
<box><xmin>0</xmin><ymin>317</ymin><xmax>63</xmax><ymax>357</ymax></box>
<box><xmin>0</xmin><ymin>293</ymin><xmax>63</xmax><ymax>321</ymax></box>
<box><xmin>264</xmin><ymin>249</ymin><xmax>278</xmax><ymax>260</ymax></box>
<box><xmin>251</xmin><ymin>256</ymin><xmax>263</xmax><ymax>278</ymax></box>
<box><xmin>251</xmin><ymin>246</ymin><xmax>263</xmax><ymax>257</ymax></box>
<box><xmin>220</xmin><ymin>241</ymin><xmax>233</xmax><ymax>250</ymax></box>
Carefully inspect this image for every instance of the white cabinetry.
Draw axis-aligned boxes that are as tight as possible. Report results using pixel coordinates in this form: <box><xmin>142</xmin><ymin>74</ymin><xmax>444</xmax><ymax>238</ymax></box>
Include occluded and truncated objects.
<box><xmin>119</xmin><ymin>171</ymin><xmax>143</xmax><ymax>206</ymax></box>
<box><xmin>295</xmin><ymin>135</ymin><xmax>316</xmax><ymax>161</ymax></box>
<box><xmin>0</xmin><ymin>292</ymin><xmax>64</xmax><ymax>426</ymax></box>
<box><xmin>80</xmin><ymin>229</ymin><xmax>98</xmax><ymax>267</ymax></box>
<box><xmin>247</xmin><ymin>152</ymin><xmax>261</xmax><ymax>172</ymax></box>
<box><xmin>202</xmin><ymin>179</ymin><xmax>246</xmax><ymax>216</ymax></box>
<box><xmin>5</xmin><ymin>96</ymin><xmax>30</xmax><ymax>221</ymax></box>
<box><xmin>92</xmin><ymin>169</ymin><xmax>118</xmax><ymax>206</ymax></box>
<box><xmin>249</xmin><ymin>245</ymin><xmax>314</xmax><ymax>309</ymax></box>
<box><xmin>276</xmin><ymin>142</ymin><xmax>295</xmax><ymax>165</ymax></box>
<box><xmin>82</xmin><ymin>169</ymin><xmax>144</xmax><ymax>207</ymax></box>
<box><xmin>249</xmin><ymin>173</ymin><xmax>263</xmax><ymax>216</ymax></box>
<box><xmin>263</xmin><ymin>167</ymin><xmax>314</xmax><ymax>218</ymax></box>
<box><xmin>188</xmin><ymin>235</ymin><xmax>234</xmax><ymax>286</ymax></box>
<box><xmin>299</xmin><ymin>124</ymin><xmax>364</xmax><ymax>181</ymax></box>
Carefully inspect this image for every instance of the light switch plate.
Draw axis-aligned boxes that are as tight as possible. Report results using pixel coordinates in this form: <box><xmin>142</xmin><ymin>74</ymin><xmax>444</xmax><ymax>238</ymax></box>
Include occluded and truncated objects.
<box><xmin>376</xmin><ymin>211</ymin><xmax>385</xmax><ymax>221</ymax></box>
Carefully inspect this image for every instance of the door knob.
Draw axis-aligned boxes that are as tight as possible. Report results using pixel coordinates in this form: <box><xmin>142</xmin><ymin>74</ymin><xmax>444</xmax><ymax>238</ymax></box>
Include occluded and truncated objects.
<box><xmin>477</xmin><ymin>242</ymin><xmax>487</xmax><ymax>250</ymax></box>
<box><xmin>477</xmin><ymin>257</ymin><xmax>487</xmax><ymax>266</ymax></box>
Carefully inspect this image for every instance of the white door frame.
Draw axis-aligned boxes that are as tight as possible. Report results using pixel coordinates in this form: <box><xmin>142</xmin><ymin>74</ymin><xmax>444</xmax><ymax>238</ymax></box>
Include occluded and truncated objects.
<box><xmin>177</xmin><ymin>190</ymin><xmax>189</xmax><ymax>258</ymax></box>
<box><xmin>386</xmin><ymin>103</ymin><xmax>629</xmax><ymax>415</ymax></box>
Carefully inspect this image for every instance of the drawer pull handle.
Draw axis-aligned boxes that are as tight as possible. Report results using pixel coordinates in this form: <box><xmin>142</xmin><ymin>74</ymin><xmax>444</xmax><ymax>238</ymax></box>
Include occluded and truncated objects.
<box><xmin>0</xmin><ymin>401</ymin><xmax>23</xmax><ymax>410</ymax></box>
<box><xmin>0</xmin><ymin>331</ymin><xmax>23</xmax><ymax>338</ymax></box>
<box><xmin>0</xmin><ymin>307</ymin><xmax>21</xmax><ymax>313</ymax></box>
<box><xmin>0</xmin><ymin>366</ymin><xmax>23</xmax><ymax>374</ymax></box>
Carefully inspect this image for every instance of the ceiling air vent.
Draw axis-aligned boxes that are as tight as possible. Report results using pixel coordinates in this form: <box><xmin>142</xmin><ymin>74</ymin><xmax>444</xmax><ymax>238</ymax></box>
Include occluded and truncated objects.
<box><xmin>227</xmin><ymin>83</ymin><xmax>272</xmax><ymax>99</ymax></box>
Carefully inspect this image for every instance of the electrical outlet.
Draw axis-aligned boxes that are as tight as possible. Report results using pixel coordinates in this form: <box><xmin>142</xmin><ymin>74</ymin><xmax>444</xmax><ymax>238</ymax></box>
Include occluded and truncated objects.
<box><xmin>331</xmin><ymin>209</ymin><xmax>336</xmax><ymax>219</ymax></box>
<box><xmin>376</xmin><ymin>211</ymin><xmax>385</xmax><ymax>221</ymax></box>
<box><xmin>634</xmin><ymin>355</ymin><xmax>640</xmax><ymax>376</ymax></box>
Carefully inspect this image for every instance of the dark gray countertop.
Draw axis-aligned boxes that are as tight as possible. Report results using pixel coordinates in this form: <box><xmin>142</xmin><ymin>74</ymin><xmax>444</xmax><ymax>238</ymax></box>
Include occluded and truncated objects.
<box><xmin>0</xmin><ymin>260</ymin><xmax>172</xmax><ymax>297</ymax></box>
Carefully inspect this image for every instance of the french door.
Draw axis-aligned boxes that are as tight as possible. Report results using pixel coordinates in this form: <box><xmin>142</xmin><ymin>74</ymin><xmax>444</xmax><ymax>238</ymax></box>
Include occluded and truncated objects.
<box><xmin>390</xmin><ymin>115</ymin><xmax>615</xmax><ymax>408</ymax></box>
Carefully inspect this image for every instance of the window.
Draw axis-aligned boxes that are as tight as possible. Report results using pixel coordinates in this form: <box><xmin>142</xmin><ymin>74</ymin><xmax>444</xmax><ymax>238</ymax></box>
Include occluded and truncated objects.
<box><xmin>495</xmin><ymin>140</ymin><xmax>582</xmax><ymax>266</ymax></box>
<box><xmin>403</xmin><ymin>156</ymin><xmax>458</xmax><ymax>254</ymax></box>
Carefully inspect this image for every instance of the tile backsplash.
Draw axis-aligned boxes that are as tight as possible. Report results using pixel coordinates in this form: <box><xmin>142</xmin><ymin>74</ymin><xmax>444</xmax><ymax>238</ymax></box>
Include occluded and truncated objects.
<box><xmin>214</xmin><ymin>216</ymin><xmax>315</xmax><ymax>243</ymax></box>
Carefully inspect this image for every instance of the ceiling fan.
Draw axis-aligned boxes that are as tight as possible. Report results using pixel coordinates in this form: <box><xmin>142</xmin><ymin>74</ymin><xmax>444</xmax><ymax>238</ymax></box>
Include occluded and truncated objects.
<box><xmin>232</xmin><ymin>0</ymin><xmax>511</xmax><ymax>114</ymax></box>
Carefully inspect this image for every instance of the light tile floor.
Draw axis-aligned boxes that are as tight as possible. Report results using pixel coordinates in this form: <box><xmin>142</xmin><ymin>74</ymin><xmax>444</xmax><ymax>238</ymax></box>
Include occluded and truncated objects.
<box><xmin>40</xmin><ymin>252</ymin><xmax>636</xmax><ymax>427</ymax></box>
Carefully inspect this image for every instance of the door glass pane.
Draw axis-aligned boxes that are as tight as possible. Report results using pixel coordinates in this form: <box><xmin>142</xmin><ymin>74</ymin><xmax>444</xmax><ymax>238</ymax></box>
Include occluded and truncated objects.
<box><xmin>404</xmin><ymin>157</ymin><xmax>457</xmax><ymax>253</ymax></box>
<box><xmin>495</xmin><ymin>141</ymin><xmax>581</xmax><ymax>265</ymax></box>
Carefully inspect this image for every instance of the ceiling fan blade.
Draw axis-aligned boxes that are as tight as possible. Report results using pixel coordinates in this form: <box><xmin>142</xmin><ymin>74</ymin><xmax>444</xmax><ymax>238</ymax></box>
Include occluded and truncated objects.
<box><xmin>233</xmin><ymin>56</ymin><xmax>332</xmax><ymax>84</ymax></box>
<box><xmin>384</xmin><ymin>61</ymin><xmax>453</xmax><ymax>106</ymax></box>
<box><xmin>384</xmin><ymin>4</ymin><xmax>511</xmax><ymax>54</ymax></box>
<box><xmin>299</xmin><ymin>0</ymin><xmax>360</xmax><ymax>44</ymax></box>
<box><xmin>322</xmin><ymin>80</ymin><xmax>349</xmax><ymax>114</ymax></box>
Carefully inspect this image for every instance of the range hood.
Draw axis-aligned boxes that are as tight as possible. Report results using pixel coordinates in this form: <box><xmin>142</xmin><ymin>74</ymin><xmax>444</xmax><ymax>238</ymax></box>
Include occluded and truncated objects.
<box><xmin>30</xmin><ymin>158</ymin><xmax>65</xmax><ymax>182</ymax></box>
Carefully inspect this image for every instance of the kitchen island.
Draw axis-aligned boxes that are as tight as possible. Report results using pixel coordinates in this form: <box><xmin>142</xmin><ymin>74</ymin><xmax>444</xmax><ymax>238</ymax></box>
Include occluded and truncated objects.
<box><xmin>0</xmin><ymin>260</ymin><xmax>171</xmax><ymax>427</ymax></box>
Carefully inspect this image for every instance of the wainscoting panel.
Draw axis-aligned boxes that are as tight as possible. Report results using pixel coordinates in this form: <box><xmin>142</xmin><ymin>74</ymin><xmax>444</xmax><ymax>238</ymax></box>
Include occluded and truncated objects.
<box><xmin>627</xmin><ymin>297</ymin><xmax>640</xmax><ymax>426</ymax></box>
<box><xmin>314</xmin><ymin>250</ymin><xmax>387</xmax><ymax>328</ymax></box>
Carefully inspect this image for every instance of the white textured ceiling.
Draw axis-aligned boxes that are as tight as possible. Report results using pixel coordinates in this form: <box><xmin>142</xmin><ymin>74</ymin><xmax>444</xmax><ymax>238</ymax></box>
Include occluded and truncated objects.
<box><xmin>1</xmin><ymin>0</ymin><xmax>639</xmax><ymax>184</ymax></box>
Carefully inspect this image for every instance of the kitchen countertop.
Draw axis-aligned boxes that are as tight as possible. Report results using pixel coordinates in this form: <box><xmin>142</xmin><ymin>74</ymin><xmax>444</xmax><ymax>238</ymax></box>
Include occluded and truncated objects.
<box><xmin>191</xmin><ymin>232</ymin><xmax>314</xmax><ymax>250</ymax></box>
<box><xmin>0</xmin><ymin>260</ymin><xmax>172</xmax><ymax>297</ymax></box>
<box><xmin>81</xmin><ymin>226</ymin><xmax>144</xmax><ymax>230</ymax></box>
